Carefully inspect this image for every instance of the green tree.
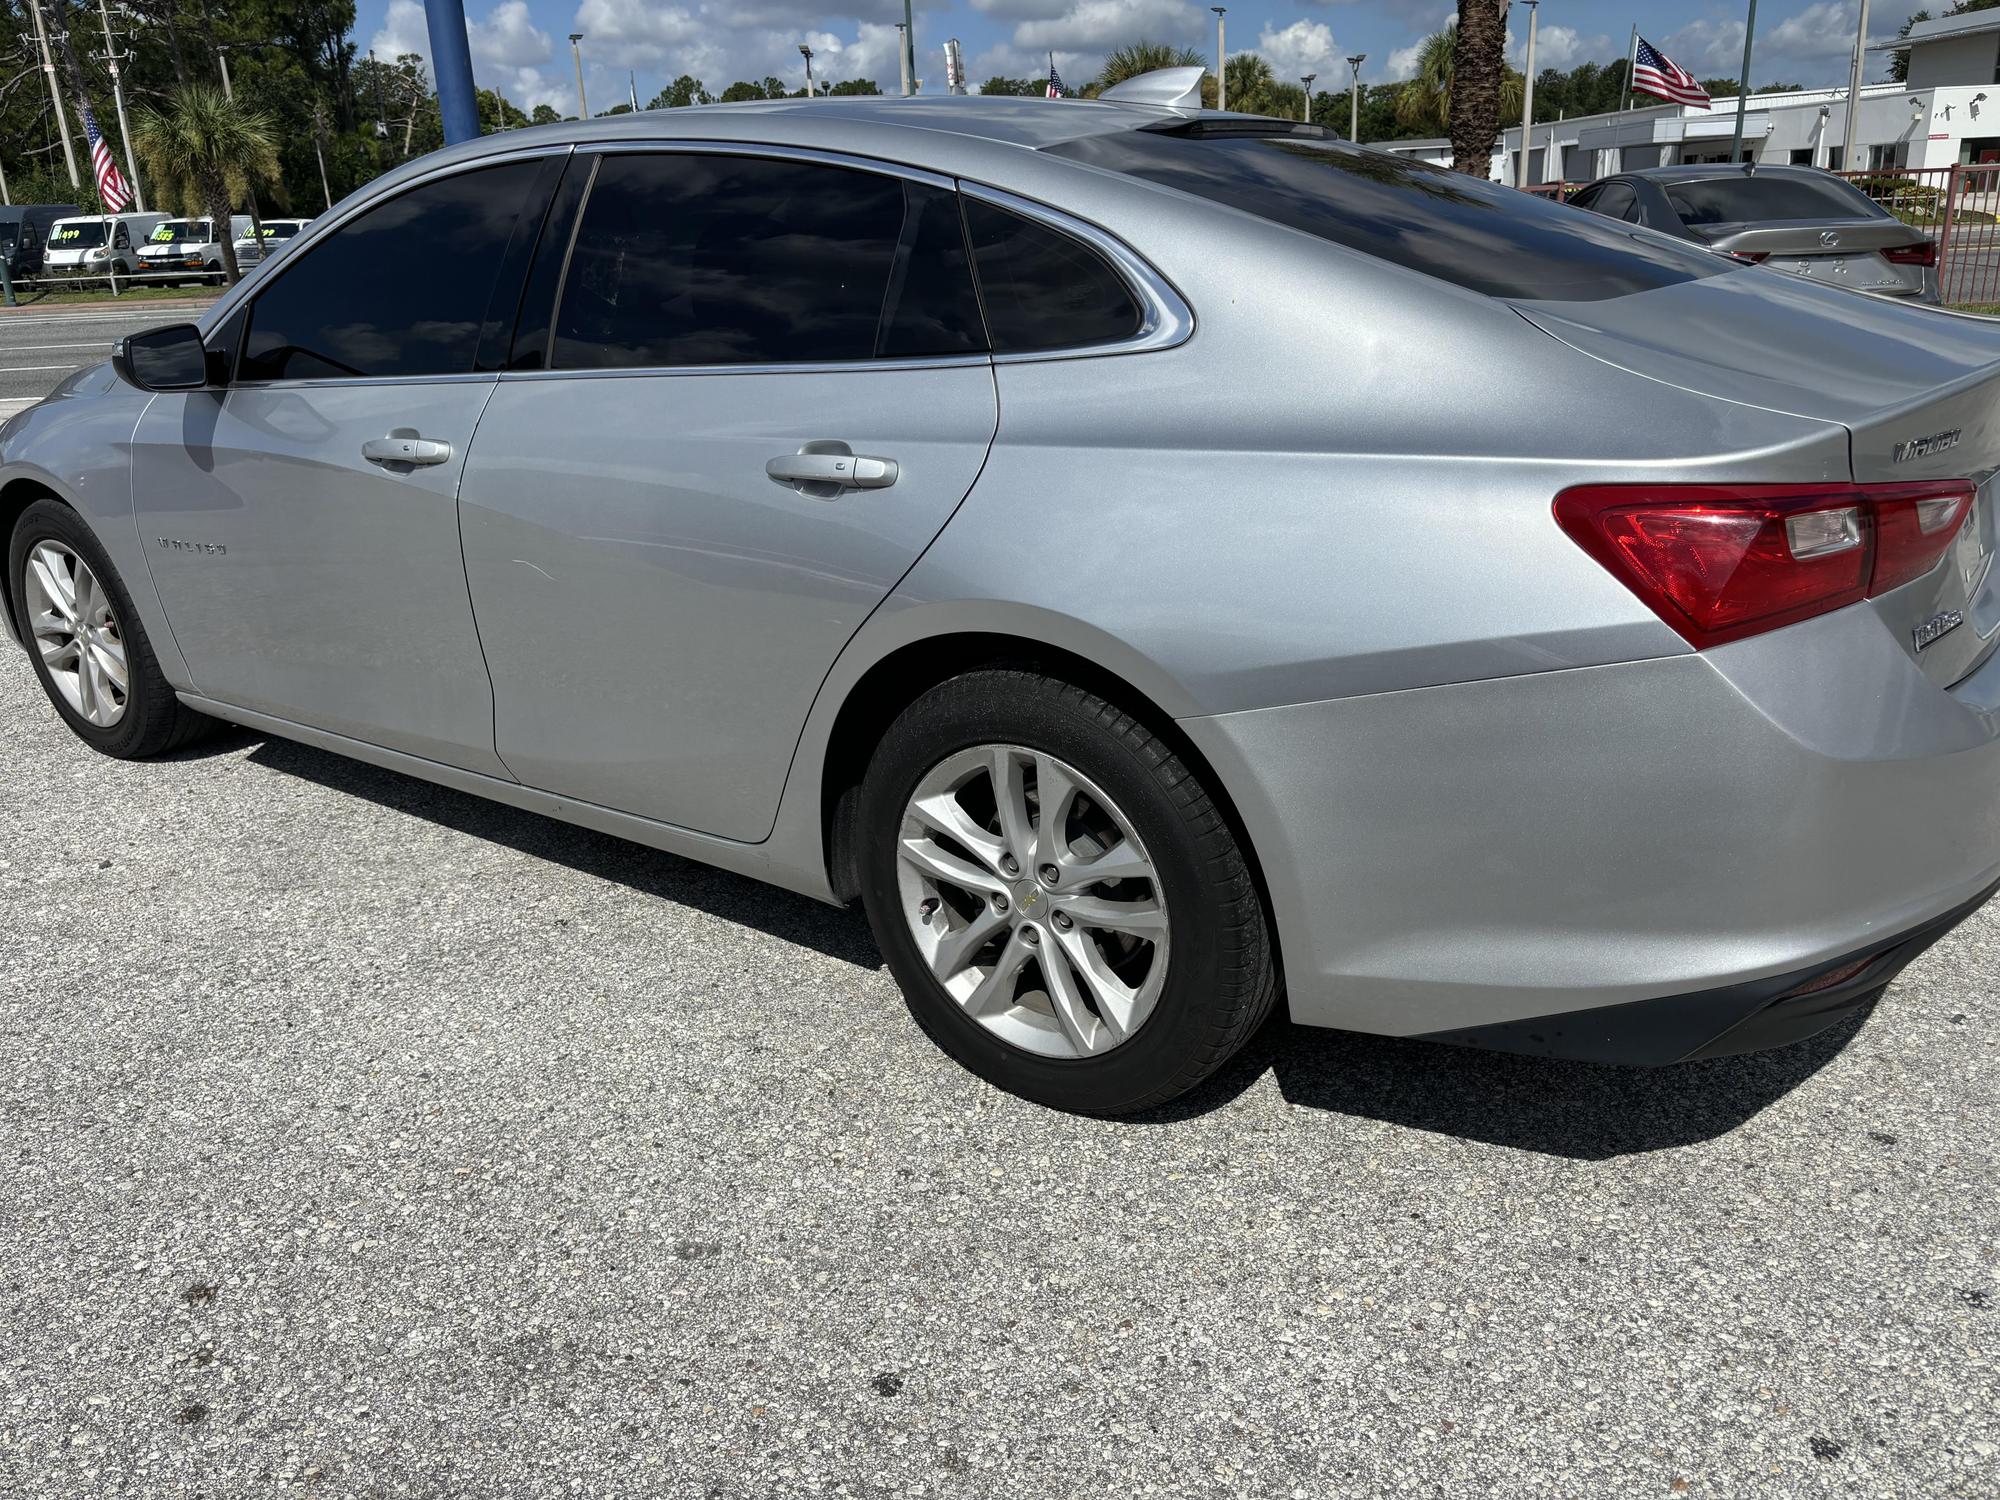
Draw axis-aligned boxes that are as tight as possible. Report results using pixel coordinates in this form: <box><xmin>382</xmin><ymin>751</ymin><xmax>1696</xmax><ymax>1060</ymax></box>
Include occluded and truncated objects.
<box><xmin>476</xmin><ymin>88</ymin><xmax>528</xmax><ymax>134</ymax></box>
<box><xmin>979</xmin><ymin>75</ymin><xmax>1043</xmax><ymax>96</ymax></box>
<box><xmin>718</xmin><ymin>80</ymin><xmax>769</xmax><ymax>103</ymax></box>
<box><xmin>650</xmin><ymin>75</ymin><xmax>714</xmax><ymax>108</ymax></box>
<box><xmin>1449</xmin><ymin>0</ymin><xmax>1510</xmax><ymax>174</ymax></box>
<box><xmin>531</xmin><ymin>103</ymin><xmax>562</xmax><ymax>125</ymax></box>
<box><xmin>827</xmin><ymin>78</ymin><xmax>883</xmax><ymax>95</ymax></box>
<box><xmin>1396</xmin><ymin>24</ymin><xmax>1522</xmax><ymax>141</ymax></box>
<box><xmin>131</xmin><ymin>84</ymin><xmax>280</xmax><ymax>284</ymax></box>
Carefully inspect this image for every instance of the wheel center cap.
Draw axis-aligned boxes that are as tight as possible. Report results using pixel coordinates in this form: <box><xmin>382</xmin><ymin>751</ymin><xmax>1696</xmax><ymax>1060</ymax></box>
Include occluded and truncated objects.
<box><xmin>1013</xmin><ymin>883</ymin><xmax>1043</xmax><ymax>915</ymax></box>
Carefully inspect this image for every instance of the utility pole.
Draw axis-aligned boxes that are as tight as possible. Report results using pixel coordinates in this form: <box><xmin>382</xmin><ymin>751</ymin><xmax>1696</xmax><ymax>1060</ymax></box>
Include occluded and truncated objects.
<box><xmin>1347</xmin><ymin>53</ymin><xmax>1366</xmax><ymax>142</ymax></box>
<box><xmin>568</xmin><ymin>32</ymin><xmax>588</xmax><ymax>118</ymax></box>
<box><xmin>800</xmin><ymin>44</ymin><xmax>815</xmax><ymax>97</ymax></box>
<box><xmin>1842</xmin><ymin>0</ymin><xmax>1872</xmax><ymax>172</ymax></box>
<box><xmin>311</xmin><ymin>101</ymin><xmax>333</xmax><ymax>211</ymax></box>
<box><xmin>895</xmin><ymin>24</ymin><xmax>909</xmax><ymax>97</ymax></box>
<box><xmin>1211</xmin><ymin>7</ymin><xmax>1226</xmax><ymax>112</ymax></box>
<box><xmin>902</xmin><ymin>0</ymin><xmax>916</xmax><ymax>96</ymax></box>
<box><xmin>629</xmin><ymin>71</ymin><xmax>639</xmax><ymax>111</ymax></box>
<box><xmin>1300</xmin><ymin>73</ymin><xmax>1314</xmax><ymax>124</ymax></box>
<box><xmin>217</xmin><ymin>44</ymin><xmax>233</xmax><ymax>100</ymax></box>
<box><xmin>1515</xmin><ymin>0</ymin><xmax>1539</xmax><ymax>189</ymax></box>
<box><xmin>97</xmin><ymin>0</ymin><xmax>143</xmax><ymax>209</ymax></box>
<box><xmin>28</xmin><ymin>0</ymin><xmax>81</xmax><ymax>190</ymax></box>
<box><xmin>1729</xmin><ymin>0</ymin><xmax>1759</xmax><ymax>163</ymax></box>
<box><xmin>1621</xmin><ymin>25</ymin><xmax>1637</xmax><ymax>111</ymax></box>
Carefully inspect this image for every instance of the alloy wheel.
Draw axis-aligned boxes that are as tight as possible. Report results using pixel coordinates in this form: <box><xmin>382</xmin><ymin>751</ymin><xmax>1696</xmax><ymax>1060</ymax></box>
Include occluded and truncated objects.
<box><xmin>23</xmin><ymin>540</ymin><xmax>128</xmax><ymax>728</ymax></box>
<box><xmin>895</xmin><ymin>743</ymin><xmax>1170</xmax><ymax>1060</ymax></box>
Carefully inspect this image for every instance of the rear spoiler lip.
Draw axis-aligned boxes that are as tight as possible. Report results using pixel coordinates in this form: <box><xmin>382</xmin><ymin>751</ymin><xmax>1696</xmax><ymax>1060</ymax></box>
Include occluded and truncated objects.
<box><xmin>1698</xmin><ymin>220</ymin><xmax>1925</xmax><ymax>254</ymax></box>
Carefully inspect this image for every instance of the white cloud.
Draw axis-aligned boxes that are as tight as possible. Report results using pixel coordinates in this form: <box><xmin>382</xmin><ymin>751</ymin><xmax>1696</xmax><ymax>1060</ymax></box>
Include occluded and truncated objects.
<box><xmin>1384</xmin><ymin>40</ymin><xmax>1424</xmax><ymax>81</ymax></box>
<box><xmin>1256</xmin><ymin>20</ymin><xmax>1340</xmax><ymax>76</ymax></box>
<box><xmin>471</xmin><ymin>1</ymin><xmax>552</xmax><ymax>69</ymax></box>
<box><xmin>1013</xmin><ymin>0</ymin><xmax>1205</xmax><ymax>52</ymax></box>
<box><xmin>1661</xmin><ymin>0</ymin><xmax>1882</xmax><ymax>87</ymax></box>
<box><xmin>1511</xmin><ymin>24</ymin><xmax>1610</xmax><ymax>73</ymax></box>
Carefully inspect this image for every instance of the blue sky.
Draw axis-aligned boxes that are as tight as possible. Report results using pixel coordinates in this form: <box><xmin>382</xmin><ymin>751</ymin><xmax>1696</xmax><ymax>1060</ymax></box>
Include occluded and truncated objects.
<box><xmin>356</xmin><ymin>0</ymin><xmax>1897</xmax><ymax>120</ymax></box>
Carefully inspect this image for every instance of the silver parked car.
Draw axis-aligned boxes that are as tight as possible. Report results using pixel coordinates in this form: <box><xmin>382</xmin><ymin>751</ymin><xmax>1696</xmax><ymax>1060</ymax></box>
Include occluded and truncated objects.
<box><xmin>1570</xmin><ymin>163</ymin><xmax>1941</xmax><ymax>302</ymax></box>
<box><xmin>4</xmin><ymin>83</ymin><xmax>1998</xmax><ymax>1114</ymax></box>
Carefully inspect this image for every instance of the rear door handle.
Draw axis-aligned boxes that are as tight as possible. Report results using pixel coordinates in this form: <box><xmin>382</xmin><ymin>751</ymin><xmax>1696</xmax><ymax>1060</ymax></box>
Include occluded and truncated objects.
<box><xmin>363</xmin><ymin>434</ymin><xmax>452</xmax><ymax>468</ymax></box>
<box><xmin>766</xmin><ymin>441</ymin><xmax>898</xmax><ymax>496</ymax></box>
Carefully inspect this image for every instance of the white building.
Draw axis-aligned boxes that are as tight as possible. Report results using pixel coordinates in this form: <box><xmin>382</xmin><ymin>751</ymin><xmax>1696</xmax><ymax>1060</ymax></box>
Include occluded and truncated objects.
<box><xmin>1379</xmin><ymin>16</ymin><xmax>2000</xmax><ymax>184</ymax></box>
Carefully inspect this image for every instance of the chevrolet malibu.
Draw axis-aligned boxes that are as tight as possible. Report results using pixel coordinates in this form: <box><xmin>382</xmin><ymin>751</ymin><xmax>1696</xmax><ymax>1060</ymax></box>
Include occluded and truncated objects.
<box><xmin>5</xmin><ymin>79</ymin><xmax>1998</xmax><ymax>1115</ymax></box>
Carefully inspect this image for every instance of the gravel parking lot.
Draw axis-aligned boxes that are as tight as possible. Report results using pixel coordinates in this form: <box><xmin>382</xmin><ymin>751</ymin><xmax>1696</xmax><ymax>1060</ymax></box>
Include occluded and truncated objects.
<box><xmin>2</xmin><ymin>639</ymin><xmax>1997</xmax><ymax>1498</ymax></box>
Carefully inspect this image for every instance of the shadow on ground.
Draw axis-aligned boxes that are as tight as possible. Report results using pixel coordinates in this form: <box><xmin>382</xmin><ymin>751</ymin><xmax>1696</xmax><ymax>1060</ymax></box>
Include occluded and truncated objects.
<box><xmin>241</xmin><ymin>730</ymin><xmax>1863</xmax><ymax>1160</ymax></box>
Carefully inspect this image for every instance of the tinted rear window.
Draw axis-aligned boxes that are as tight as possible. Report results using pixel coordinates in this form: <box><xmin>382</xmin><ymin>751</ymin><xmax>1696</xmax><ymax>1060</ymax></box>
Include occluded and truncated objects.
<box><xmin>1046</xmin><ymin>128</ymin><xmax>1728</xmax><ymax>302</ymax></box>
<box><xmin>962</xmin><ymin>197</ymin><xmax>1143</xmax><ymax>352</ymax></box>
<box><xmin>1663</xmin><ymin>174</ymin><xmax>1881</xmax><ymax>225</ymax></box>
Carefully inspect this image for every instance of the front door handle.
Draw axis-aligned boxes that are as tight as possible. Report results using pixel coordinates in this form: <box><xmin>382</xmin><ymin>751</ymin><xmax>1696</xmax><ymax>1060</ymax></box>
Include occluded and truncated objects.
<box><xmin>363</xmin><ymin>433</ymin><xmax>452</xmax><ymax>468</ymax></box>
<box><xmin>766</xmin><ymin>441</ymin><xmax>898</xmax><ymax>498</ymax></box>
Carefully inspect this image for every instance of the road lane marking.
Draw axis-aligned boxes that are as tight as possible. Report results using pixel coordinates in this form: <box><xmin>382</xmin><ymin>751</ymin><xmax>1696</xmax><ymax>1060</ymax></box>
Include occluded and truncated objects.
<box><xmin>1</xmin><ymin>342</ymin><xmax>111</xmax><ymax>351</ymax></box>
<box><xmin>0</xmin><ymin>362</ymin><xmax>98</xmax><ymax>372</ymax></box>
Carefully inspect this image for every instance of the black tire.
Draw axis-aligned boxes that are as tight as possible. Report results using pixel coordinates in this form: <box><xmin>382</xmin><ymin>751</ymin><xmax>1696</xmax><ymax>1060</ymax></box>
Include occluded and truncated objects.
<box><xmin>857</xmin><ymin>669</ymin><xmax>1277</xmax><ymax>1114</ymax></box>
<box><xmin>8</xmin><ymin>498</ymin><xmax>215</xmax><ymax>758</ymax></box>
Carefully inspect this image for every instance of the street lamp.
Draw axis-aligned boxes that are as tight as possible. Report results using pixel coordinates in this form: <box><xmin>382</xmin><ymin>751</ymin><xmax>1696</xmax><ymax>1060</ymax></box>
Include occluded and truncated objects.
<box><xmin>568</xmin><ymin>32</ymin><xmax>588</xmax><ymax>119</ymax></box>
<box><xmin>800</xmin><ymin>44</ymin><xmax>816</xmax><ymax>98</ymax></box>
<box><xmin>1211</xmin><ymin>7</ymin><xmax>1226</xmax><ymax>113</ymax></box>
<box><xmin>1515</xmin><ymin>0</ymin><xmax>1540</xmax><ymax>189</ymax></box>
<box><xmin>1300</xmin><ymin>72</ymin><xmax>1315</xmax><ymax>125</ymax></box>
<box><xmin>1347</xmin><ymin>53</ymin><xmax>1366</xmax><ymax>143</ymax></box>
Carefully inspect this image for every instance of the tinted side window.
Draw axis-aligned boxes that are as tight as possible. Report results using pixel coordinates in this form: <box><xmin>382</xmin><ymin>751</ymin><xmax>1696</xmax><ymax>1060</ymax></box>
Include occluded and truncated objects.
<box><xmin>1593</xmin><ymin>184</ymin><xmax>1638</xmax><ymax>222</ymax></box>
<box><xmin>241</xmin><ymin>159</ymin><xmax>543</xmax><ymax>381</ymax></box>
<box><xmin>961</xmin><ymin>197</ymin><xmax>1143</xmax><ymax>353</ymax></box>
<box><xmin>1047</xmin><ymin>129</ymin><xmax>1727</xmax><ymax>302</ymax></box>
<box><xmin>551</xmin><ymin>153</ymin><xmax>985</xmax><ymax>369</ymax></box>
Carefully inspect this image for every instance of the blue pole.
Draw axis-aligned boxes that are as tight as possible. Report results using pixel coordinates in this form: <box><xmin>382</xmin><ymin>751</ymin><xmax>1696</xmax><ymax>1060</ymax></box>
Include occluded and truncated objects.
<box><xmin>424</xmin><ymin>0</ymin><xmax>481</xmax><ymax>145</ymax></box>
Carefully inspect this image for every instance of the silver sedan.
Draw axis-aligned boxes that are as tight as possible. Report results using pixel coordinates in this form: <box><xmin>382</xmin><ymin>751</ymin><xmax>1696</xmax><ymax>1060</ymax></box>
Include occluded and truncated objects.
<box><xmin>4</xmin><ymin>82</ymin><xmax>1998</xmax><ymax>1114</ymax></box>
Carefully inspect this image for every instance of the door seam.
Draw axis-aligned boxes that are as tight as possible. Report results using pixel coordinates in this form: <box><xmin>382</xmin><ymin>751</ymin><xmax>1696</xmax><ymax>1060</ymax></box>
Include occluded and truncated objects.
<box><xmin>454</xmin><ymin>378</ymin><xmax>523</xmax><ymax>783</ymax></box>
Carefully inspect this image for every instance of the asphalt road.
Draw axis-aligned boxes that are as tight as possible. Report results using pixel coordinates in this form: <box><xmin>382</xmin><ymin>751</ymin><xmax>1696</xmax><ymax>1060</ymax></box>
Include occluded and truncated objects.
<box><xmin>1</xmin><ymin>642</ymin><xmax>1996</xmax><ymax>1498</ymax></box>
<box><xmin>0</xmin><ymin>302</ymin><xmax>208</xmax><ymax>406</ymax></box>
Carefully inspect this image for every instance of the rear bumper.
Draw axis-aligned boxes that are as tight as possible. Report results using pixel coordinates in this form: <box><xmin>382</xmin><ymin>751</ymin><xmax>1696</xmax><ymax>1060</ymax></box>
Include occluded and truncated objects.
<box><xmin>1418</xmin><ymin>875</ymin><xmax>1997</xmax><ymax>1063</ymax></box>
<box><xmin>1179</xmin><ymin>605</ymin><xmax>2000</xmax><ymax>1058</ymax></box>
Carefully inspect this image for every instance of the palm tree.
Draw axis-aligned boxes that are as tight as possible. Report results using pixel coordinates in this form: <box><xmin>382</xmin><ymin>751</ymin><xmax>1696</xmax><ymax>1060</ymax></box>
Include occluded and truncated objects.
<box><xmin>1395</xmin><ymin>23</ymin><xmax>1522</xmax><ymax>142</ymax></box>
<box><xmin>132</xmin><ymin>84</ymin><xmax>280</xmax><ymax>285</ymax></box>
<box><xmin>1223</xmin><ymin>52</ymin><xmax>1278</xmax><ymax>115</ymax></box>
<box><xmin>1448</xmin><ymin>0</ymin><xmax>1511</xmax><ymax>177</ymax></box>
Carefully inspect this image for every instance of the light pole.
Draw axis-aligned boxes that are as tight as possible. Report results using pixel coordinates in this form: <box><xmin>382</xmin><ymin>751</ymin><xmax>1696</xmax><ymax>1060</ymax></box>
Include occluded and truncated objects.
<box><xmin>902</xmin><ymin>0</ymin><xmax>916</xmax><ymax>95</ymax></box>
<box><xmin>895</xmin><ymin>24</ymin><xmax>909</xmax><ymax>96</ymax></box>
<box><xmin>96</xmin><ymin>0</ymin><xmax>143</xmax><ymax>208</ymax></box>
<box><xmin>1347</xmin><ymin>53</ymin><xmax>1366</xmax><ymax>143</ymax></box>
<box><xmin>1728</xmin><ymin>0</ymin><xmax>1758</xmax><ymax>163</ymax></box>
<box><xmin>1300</xmin><ymin>72</ymin><xmax>1315</xmax><ymax>124</ymax></box>
<box><xmin>799</xmin><ymin>44</ymin><xmax>816</xmax><ymax>98</ymax></box>
<box><xmin>568</xmin><ymin>32</ymin><xmax>588</xmax><ymax>119</ymax></box>
<box><xmin>1515</xmin><ymin>0</ymin><xmax>1539</xmax><ymax>189</ymax></box>
<box><xmin>1842</xmin><ymin>0</ymin><xmax>1872</xmax><ymax>172</ymax></box>
<box><xmin>1211</xmin><ymin>7</ymin><xmax>1226</xmax><ymax>112</ymax></box>
<box><xmin>216</xmin><ymin>42</ymin><xmax>235</xmax><ymax>100</ymax></box>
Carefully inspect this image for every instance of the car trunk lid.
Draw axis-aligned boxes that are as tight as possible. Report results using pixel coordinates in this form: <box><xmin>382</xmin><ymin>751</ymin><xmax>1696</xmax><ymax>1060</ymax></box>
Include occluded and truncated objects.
<box><xmin>1690</xmin><ymin>219</ymin><xmax>1930</xmax><ymax>298</ymax></box>
<box><xmin>1514</xmin><ymin>274</ymin><xmax>2000</xmax><ymax>684</ymax></box>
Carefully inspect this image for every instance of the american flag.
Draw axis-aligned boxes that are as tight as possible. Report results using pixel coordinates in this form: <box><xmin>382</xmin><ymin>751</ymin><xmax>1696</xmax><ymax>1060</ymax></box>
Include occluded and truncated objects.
<box><xmin>1046</xmin><ymin>56</ymin><xmax>1065</xmax><ymax>99</ymax></box>
<box><xmin>1631</xmin><ymin>38</ymin><xmax>1711</xmax><ymax>110</ymax></box>
<box><xmin>82</xmin><ymin>102</ymin><xmax>133</xmax><ymax>212</ymax></box>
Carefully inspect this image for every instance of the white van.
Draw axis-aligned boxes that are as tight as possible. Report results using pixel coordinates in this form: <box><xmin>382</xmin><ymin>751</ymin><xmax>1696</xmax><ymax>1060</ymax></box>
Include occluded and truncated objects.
<box><xmin>42</xmin><ymin>211</ymin><xmax>168</xmax><ymax>277</ymax></box>
<box><xmin>232</xmin><ymin>217</ymin><xmax>313</xmax><ymax>268</ymax></box>
<box><xmin>137</xmin><ymin>214</ymin><xmax>254</xmax><ymax>284</ymax></box>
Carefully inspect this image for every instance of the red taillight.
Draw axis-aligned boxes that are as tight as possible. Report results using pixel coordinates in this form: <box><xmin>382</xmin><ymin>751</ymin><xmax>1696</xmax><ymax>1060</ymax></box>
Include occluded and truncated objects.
<box><xmin>1555</xmin><ymin>482</ymin><xmax>1976</xmax><ymax>649</ymax></box>
<box><xmin>1883</xmin><ymin>240</ymin><xmax>1937</xmax><ymax>268</ymax></box>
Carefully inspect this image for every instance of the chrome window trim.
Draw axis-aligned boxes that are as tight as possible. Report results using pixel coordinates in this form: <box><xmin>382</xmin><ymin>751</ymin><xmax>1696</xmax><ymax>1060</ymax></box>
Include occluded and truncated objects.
<box><xmin>957</xmin><ymin>181</ymin><xmax>1195</xmax><ymax>364</ymax></box>
<box><xmin>498</xmin><ymin>355</ymin><xmax>993</xmax><ymax>385</ymax></box>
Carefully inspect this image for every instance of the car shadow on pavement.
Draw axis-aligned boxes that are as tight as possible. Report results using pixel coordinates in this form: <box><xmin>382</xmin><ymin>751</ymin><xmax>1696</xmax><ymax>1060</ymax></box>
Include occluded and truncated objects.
<box><xmin>224</xmin><ymin>728</ymin><xmax>1866</xmax><ymax>1156</ymax></box>
<box><xmin>1140</xmin><ymin>1005</ymin><xmax>1872</xmax><ymax>1159</ymax></box>
<box><xmin>237</xmin><ymin>734</ymin><xmax>883</xmax><ymax>969</ymax></box>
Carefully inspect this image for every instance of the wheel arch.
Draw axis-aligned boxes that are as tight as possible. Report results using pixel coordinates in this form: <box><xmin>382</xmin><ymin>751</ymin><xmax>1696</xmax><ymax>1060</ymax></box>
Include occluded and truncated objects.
<box><xmin>0</xmin><ymin>475</ymin><xmax>67</xmax><ymax>648</ymax></box>
<box><xmin>811</xmin><ymin>626</ymin><xmax>1283</xmax><ymax>993</ymax></box>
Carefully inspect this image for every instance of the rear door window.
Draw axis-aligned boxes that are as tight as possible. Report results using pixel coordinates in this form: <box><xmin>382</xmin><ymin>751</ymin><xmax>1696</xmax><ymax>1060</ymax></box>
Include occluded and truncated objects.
<box><xmin>548</xmin><ymin>153</ymin><xmax>986</xmax><ymax>369</ymax></box>
<box><xmin>1046</xmin><ymin>126</ymin><xmax>1729</xmax><ymax>302</ymax></box>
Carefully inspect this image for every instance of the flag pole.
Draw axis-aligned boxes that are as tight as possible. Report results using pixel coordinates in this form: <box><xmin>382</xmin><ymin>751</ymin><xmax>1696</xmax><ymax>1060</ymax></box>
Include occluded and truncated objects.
<box><xmin>1622</xmin><ymin>25</ymin><xmax>1637</xmax><ymax>111</ymax></box>
<box><xmin>1728</xmin><ymin>0</ymin><xmax>1758</xmax><ymax>162</ymax></box>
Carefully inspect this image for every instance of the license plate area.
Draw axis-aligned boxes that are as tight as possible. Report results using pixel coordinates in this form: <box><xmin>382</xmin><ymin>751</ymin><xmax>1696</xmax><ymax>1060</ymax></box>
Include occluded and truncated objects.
<box><xmin>1765</xmin><ymin>252</ymin><xmax>1905</xmax><ymax>289</ymax></box>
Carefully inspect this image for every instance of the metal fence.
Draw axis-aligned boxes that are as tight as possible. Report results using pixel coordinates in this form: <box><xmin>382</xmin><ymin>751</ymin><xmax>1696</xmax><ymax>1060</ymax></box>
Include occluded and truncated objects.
<box><xmin>0</xmin><ymin>265</ymin><xmax>235</xmax><ymax>307</ymax></box>
<box><xmin>1836</xmin><ymin>165</ymin><xmax>2000</xmax><ymax>308</ymax></box>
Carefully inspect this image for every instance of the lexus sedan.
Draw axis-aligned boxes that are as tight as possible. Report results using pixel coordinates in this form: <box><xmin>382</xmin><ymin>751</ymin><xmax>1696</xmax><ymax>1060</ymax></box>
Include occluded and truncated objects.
<box><xmin>5</xmin><ymin>84</ymin><xmax>1998</xmax><ymax>1115</ymax></box>
<box><xmin>1570</xmin><ymin>163</ymin><xmax>1941</xmax><ymax>302</ymax></box>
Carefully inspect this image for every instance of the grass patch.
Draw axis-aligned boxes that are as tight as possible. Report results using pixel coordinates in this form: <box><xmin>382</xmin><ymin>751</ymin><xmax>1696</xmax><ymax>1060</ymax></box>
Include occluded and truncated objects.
<box><xmin>2</xmin><ymin>284</ymin><xmax>225</xmax><ymax>308</ymax></box>
<box><xmin>1949</xmin><ymin>302</ymin><xmax>2000</xmax><ymax>315</ymax></box>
